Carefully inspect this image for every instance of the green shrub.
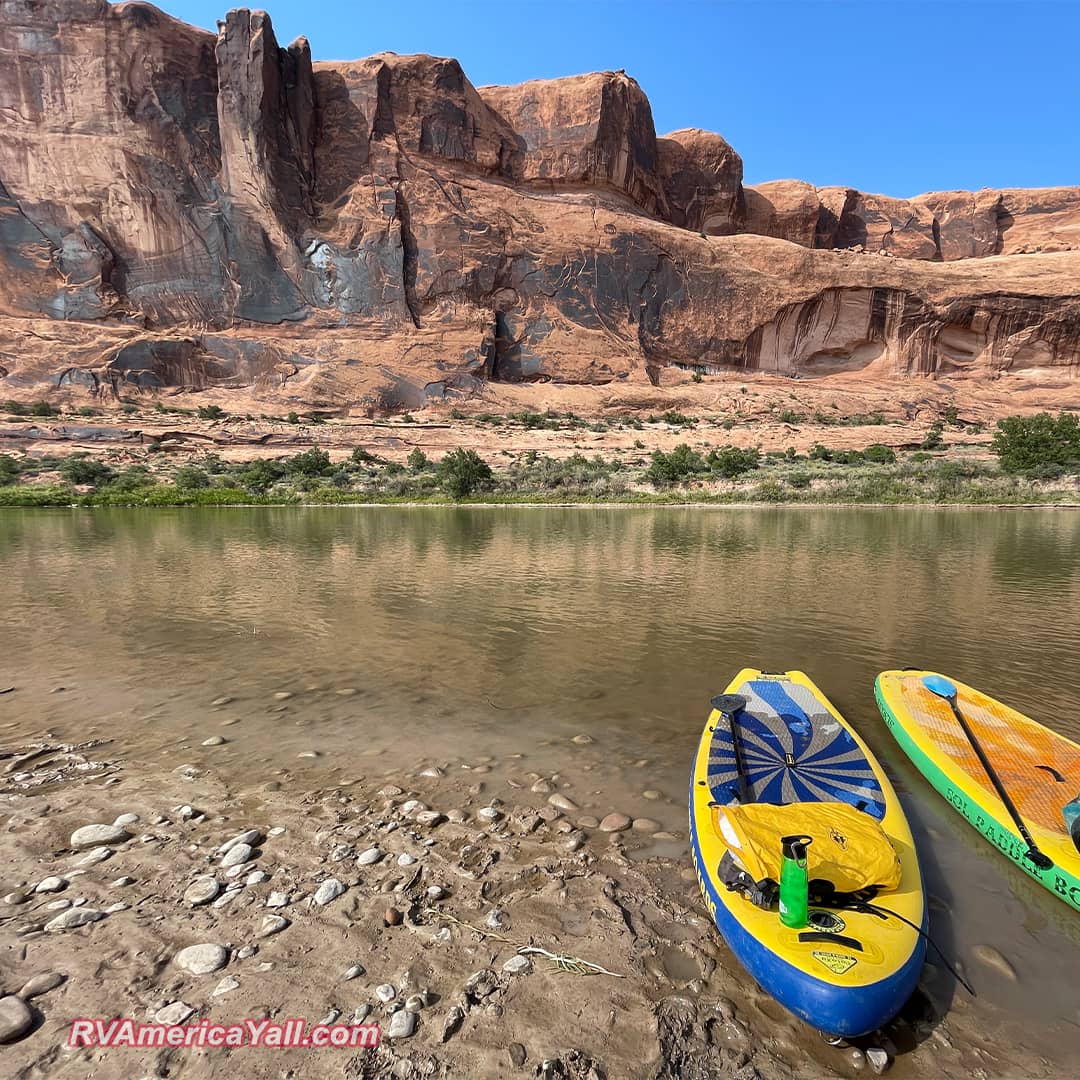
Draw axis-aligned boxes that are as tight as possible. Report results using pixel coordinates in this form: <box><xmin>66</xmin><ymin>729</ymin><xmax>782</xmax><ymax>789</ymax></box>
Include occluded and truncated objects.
<box><xmin>351</xmin><ymin>447</ymin><xmax>387</xmax><ymax>466</ymax></box>
<box><xmin>174</xmin><ymin>465</ymin><xmax>211</xmax><ymax>490</ymax></box>
<box><xmin>233</xmin><ymin>458</ymin><xmax>286</xmax><ymax>493</ymax></box>
<box><xmin>59</xmin><ymin>455</ymin><xmax>115</xmax><ymax>487</ymax></box>
<box><xmin>754</xmin><ymin>477</ymin><xmax>787</xmax><ymax>502</ymax></box>
<box><xmin>707</xmin><ymin>445</ymin><xmax>760</xmax><ymax>478</ymax></box>
<box><xmin>691</xmin><ymin>371</ymin><xmax>703</xmax><ymax>383</ymax></box>
<box><xmin>645</xmin><ymin>444</ymin><xmax>706</xmax><ymax>487</ymax></box>
<box><xmin>787</xmin><ymin>471</ymin><xmax>812</xmax><ymax>489</ymax></box>
<box><xmin>3</xmin><ymin>400</ymin><xmax>27</xmax><ymax>416</ymax></box>
<box><xmin>198</xmin><ymin>405</ymin><xmax>226</xmax><ymax>420</ymax></box>
<box><xmin>121</xmin><ymin>403</ymin><xmax>138</xmax><ymax>415</ymax></box>
<box><xmin>448</xmin><ymin>408</ymin><xmax>466</xmax><ymax>420</ymax></box>
<box><xmin>862</xmin><ymin>444</ymin><xmax>897</xmax><ymax>465</ymax></box>
<box><xmin>778</xmin><ymin>409</ymin><xmax>804</xmax><ymax>424</ymax></box>
<box><xmin>437</xmin><ymin>448</ymin><xmax>492</xmax><ymax>497</ymax></box>
<box><xmin>287</xmin><ymin>411</ymin><xmax>300</xmax><ymax>424</ymax></box>
<box><xmin>991</xmin><ymin>412</ymin><xmax>1080</xmax><ymax>474</ymax></box>
<box><xmin>76</xmin><ymin>405</ymin><xmax>98</xmax><ymax>417</ymax></box>
<box><xmin>0</xmin><ymin>454</ymin><xmax>21</xmax><ymax>484</ymax></box>
<box><xmin>921</xmin><ymin>422</ymin><xmax>945</xmax><ymax>450</ymax></box>
<box><xmin>29</xmin><ymin>400</ymin><xmax>56</xmax><ymax>417</ymax></box>
<box><xmin>407</xmin><ymin>448</ymin><xmax>430</xmax><ymax>471</ymax></box>
<box><xmin>661</xmin><ymin>410</ymin><xmax>694</xmax><ymax>426</ymax></box>
<box><xmin>105</xmin><ymin>466</ymin><xmax>157</xmax><ymax>493</ymax></box>
<box><xmin>286</xmin><ymin>446</ymin><xmax>332</xmax><ymax>476</ymax></box>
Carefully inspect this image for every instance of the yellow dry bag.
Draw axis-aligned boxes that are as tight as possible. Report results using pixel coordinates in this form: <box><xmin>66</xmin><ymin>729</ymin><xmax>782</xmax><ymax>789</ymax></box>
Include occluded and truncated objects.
<box><xmin>712</xmin><ymin>801</ymin><xmax>901</xmax><ymax>893</ymax></box>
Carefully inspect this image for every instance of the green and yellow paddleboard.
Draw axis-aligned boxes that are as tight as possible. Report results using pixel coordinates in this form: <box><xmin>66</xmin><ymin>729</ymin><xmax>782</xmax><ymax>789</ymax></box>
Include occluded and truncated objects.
<box><xmin>876</xmin><ymin>670</ymin><xmax>1080</xmax><ymax>912</ymax></box>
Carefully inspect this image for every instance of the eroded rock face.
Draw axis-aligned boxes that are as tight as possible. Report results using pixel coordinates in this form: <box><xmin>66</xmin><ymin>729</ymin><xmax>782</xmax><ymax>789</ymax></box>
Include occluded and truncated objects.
<box><xmin>479</xmin><ymin>71</ymin><xmax>667</xmax><ymax>214</ymax></box>
<box><xmin>656</xmin><ymin>129</ymin><xmax>743</xmax><ymax>234</ymax></box>
<box><xmin>0</xmin><ymin>3</ymin><xmax>1077</xmax><ymax>409</ymax></box>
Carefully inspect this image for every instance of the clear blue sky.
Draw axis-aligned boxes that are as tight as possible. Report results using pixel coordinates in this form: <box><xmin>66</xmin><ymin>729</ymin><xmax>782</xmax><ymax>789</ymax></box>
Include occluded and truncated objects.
<box><xmin>166</xmin><ymin>0</ymin><xmax>1078</xmax><ymax>197</ymax></box>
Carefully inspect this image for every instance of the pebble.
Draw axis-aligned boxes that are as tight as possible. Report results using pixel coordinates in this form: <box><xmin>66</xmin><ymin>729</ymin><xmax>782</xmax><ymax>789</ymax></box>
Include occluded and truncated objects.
<box><xmin>174</xmin><ymin>943</ymin><xmax>228</xmax><ymax>976</ymax></box>
<box><xmin>972</xmin><ymin>944</ymin><xmax>1017</xmax><ymax>981</ymax></box>
<box><xmin>45</xmin><ymin>907</ymin><xmax>105</xmax><ymax>931</ymax></box>
<box><xmin>502</xmin><ymin>954</ymin><xmax>532</xmax><ymax>975</ymax></box>
<box><xmin>866</xmin><ymin>1047</ymin><xmax>890</xmax><ymax>1074</ymax></box>
<box><xmin>74</xmin><ymin>846</ymin><xmax>113</xmax><ymax>866</ymax></box>
<box><xmin>441</xmin><ymin>1005</ymin><xmax>464</xmax><ymax>1042</ymax></box>
<box><xmin>509</xmin><ymin>1042</ymin><xmax>528</xmax><ymax>1067</ymax></box>
<box><xmin>336</xmin><ymin>687</ymin><xmax>358</xmax><ymax>696</ymax></box>
<box><xmin>477</xmin><ymin>807</ymin><xmax>501</xmax><ymax>822</ymax></box>
<box><xmin>446</xmin><ymin>809</ymin><xmax>468</xmax><ymax>824</ymax></box>
<box><xmin>485</xmin><ymin>909</ymin><xmax>505</xmax><ymax>930</ymax></box>
<box><xmin>3</xmin><ymin>891</ymin><xmax>29</xmax><ymax>905</ymax></box>
<box><xmin>426</xmin><ymin>886</ymin><xmax>446</xmax><ymax>901</ymax></box>
<box><xmin>352</xmin><ymin>1004</ymin><xmax>372</xmax><ymax>1023</ymax></box>
<box><xmin>599</xmin><ymin>812</ymin><xmax>632</xmax><ymax>832</ymax></box>
<box><xmin>212</xmin><ymin>890</ymin><xmax>240</xmax><ymax>909</ymax></box>
<box><xmin>571</xmin><ymin>734</ymin><xmax>594</xmax><ymax>744</ymax></box>
<box><xmin>405</xmin><ymin>994</ymin><xmax>425</xmax><ymax>1013</ymax></box>
<box><xmin>564</xmin><ymin>834</ymin><xmax>585</xmax><ymax>853</ymax></box>
<box><xmin>642</xmin><ymin>789</ymin><xmax>662</xmax><ymax>800</ymax></box>
<box><xmin>45</xmin><ymin>899</ymin><xmax>71</xmax><ymax>911</ymax></box>
<box><xmin>34</xmin><ymin>877</ymin><xmax>67</xmax><ymax>894</ymax></box>
<box><xmin>202</xmin><ymin>736</ymin><xmax>227</xmax><ymax>746</ymax></box>
<box><xmin>344</xmin><ymin>964</ymin><xmax>365</xmax><ymax>981</ymax></box>
<box><xmin>578</xmin><ymin>815</ymin><xmax>600</xmax><ymax>828</ymax></box>
<box><xmin>154</xmin><ymin>1001</ymin><xmax>194</xmax><ymax>1025</ymax></box>
<box><xmin>632</xmin><ymin>818</ymin><xmax>661</xmax><ymax>833</ymax></box>
<box><xmin>312</xmin><ymin>878</ymin><xmax>346</xmax><ymax>906</ymax></box>
<box><xmin>548</xmin><ymin>794</ymin><xmax>579</xmax><ymax>812</ymax></box>
<box><xmin>110</xmin><ymin>876</ymin><xmax>135</xmax><ymax>887</ymax></box>
<box><xmin>104</xmin><ymin>902</ymin><xmax>129</xmax><ymax>914</ymax></box>
<box><xmin>330</xmin><ymin>843</ymin><xmax>353</xmax><ymax>861</ymax></box>
<box><xmin>375</xmin><ymin>984</ymin><xmax>396</xmax><ymax>1003</ymax></box>
<box><xmin>384</xmin><ymin>907</ymin><xmax>402</xmax><ymax>927</ymax></box>
<box><xmin>236</xmin><ymin>946</ymin><xmax>257</xmax><ymax>959</ymax></box>
<box><xmin>387</xmin><ymin>1009</ymin><xmax>416</xmax><ymax>1039</ymax></box>
<box><xmin>183</xmin><ymin>877</ymin><xmax>221</xmax><ymax>907</ymax></box>
<box><xmin>113</xmin><ymin>813</ymin><xmax>139</xmax><ymax>826</ymax></box>
<box><xmin>380</xmin><ymin>785</ymin><xmax>404</xmax><ymax>797</ymax></box>
<box><xmin>415</xmin><ymin>810</ymin><xmax>445</xmax><ymax>826</ymax></box>
<box><xmin>245</xmin><ymin>870</ymin><xmax>269</xmax><ymax>885</ymax></box>
<box><xmin>212</xmin><ymin>696</ymin><xmax>234</xmax><ymax>706</ymax></box>
<box><xmin>531</xmin><ymin>779</ymin><xmax>554</xmax><ymax>794</ymax></box>
<box><xmin>70</xmin><ymin>824</ymin><xmax>130</xmax><ymax>849</ymax></box>
<box><xmin>397</xmin><ymin>852</ymin><xmax>417</xmax><ymax>867</ymax></box>
<box><xmin>268</xmin><ymin>826</ymin><xmax>286</xmax><ymax>837</ymax></box>
<box><xmin>259</xmin><ymin>915</ymin><xmax>290</xmax><ymax>937</ymax></box>
<box><xmin>846</xmin><ymin>1047</ymin><xmax>867</xmax><ymax>1071</ymax></box>
<box><xmin>18</xmin><ymin>972</ymin><xmax>65</xmax><ymax>1000</ymax></box>
<box><xmin>212</xmin><ymin>976</ymin><xmax>239</xmax><ymax>996</ymax></box>
<box><xmin>220</xmin><ymin>843</ymin><xmax>254</xmax><ymax>868</ymax></box>
<box><xmin>273</xmin><ymin>691</ymin><xmax>293</xmax><ymax>700</ymax></box>
<box><xmin>219</xmin><ymin>829</ymin><xmax>263</xmax><ymax>853</ymax></box>
<box><xmin>357</xmin><ymin>846</ymin><xmax>383</xmax><ymax>865</ymax></box>
<box><xmin>266</xmin><ymin>892</ymin><xmax>290</xmax><ymax>908</ymax></box>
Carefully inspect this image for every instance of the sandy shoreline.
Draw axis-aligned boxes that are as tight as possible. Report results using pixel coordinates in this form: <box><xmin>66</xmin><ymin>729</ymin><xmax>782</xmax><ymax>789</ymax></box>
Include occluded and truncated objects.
<box><xmin>2</xmin><ymin>732</ymin><xmax>1076</xmax><ymax>1079</ymax></box>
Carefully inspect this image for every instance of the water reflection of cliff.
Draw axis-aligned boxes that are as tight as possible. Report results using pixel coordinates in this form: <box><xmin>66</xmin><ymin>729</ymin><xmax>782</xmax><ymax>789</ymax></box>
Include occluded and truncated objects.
<box><xmin>1</xmin><ymin>508</ymin><xmax>1079</xmax><ymax>751</ymax></box>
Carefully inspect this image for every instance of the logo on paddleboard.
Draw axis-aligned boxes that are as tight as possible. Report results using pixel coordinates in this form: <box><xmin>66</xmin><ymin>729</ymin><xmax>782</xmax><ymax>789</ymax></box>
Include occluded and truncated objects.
<box><xmin>812</xmin><ymin>950</ymin><xmax>858</xmax><ymax>975</ymax></box>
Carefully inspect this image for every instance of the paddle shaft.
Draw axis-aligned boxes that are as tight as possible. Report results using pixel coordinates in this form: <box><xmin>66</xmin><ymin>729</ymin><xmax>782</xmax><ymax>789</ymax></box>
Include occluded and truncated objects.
<box><xmin>942</xmin><ymin>693</ymin><xmax>1053</xmax><ymax>869</ymax></box>
<box><xmin>722</xmin><ymin>708</ymin><xmax>749</xmax><ymax>803</ymax></box>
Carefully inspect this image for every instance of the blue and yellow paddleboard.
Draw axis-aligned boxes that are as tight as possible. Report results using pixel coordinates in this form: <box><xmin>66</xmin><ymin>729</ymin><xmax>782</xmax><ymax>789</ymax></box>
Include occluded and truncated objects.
<box><xmin>690</xmin><ymin>669</ymin><xmax>926</xmax><ymax>1037</ymax></box>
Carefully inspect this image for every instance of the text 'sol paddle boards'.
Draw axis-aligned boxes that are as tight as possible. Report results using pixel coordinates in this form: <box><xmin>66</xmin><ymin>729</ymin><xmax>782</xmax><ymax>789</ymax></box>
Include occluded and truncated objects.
<box><xmin>690</xmin><ymin>669</ymin><xmax>926</xmax><ymax>1037</ymax></box>
<box><xmin>877</xmin><ymin>669</ymin><xmax>1080</xmax><ymax>911</ymax></box>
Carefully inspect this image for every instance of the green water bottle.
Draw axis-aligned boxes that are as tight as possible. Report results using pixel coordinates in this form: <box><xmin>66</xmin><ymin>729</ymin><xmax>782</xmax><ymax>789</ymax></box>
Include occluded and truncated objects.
<box><xmin>779</xmin><ymin>834</ymin><xmax>813</xmax><ymax>929</ymax></box>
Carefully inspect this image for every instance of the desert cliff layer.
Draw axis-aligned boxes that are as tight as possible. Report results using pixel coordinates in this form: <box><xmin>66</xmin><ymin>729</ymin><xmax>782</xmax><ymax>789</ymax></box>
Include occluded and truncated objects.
<box><xmin>0</xmin><ymin>0</ymin><xmax>1077</xmax><ymax>412</ymax></box>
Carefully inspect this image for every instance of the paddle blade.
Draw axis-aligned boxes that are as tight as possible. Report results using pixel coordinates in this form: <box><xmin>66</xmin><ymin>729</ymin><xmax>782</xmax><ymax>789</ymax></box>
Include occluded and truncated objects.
<box><xmin>711</xmin><ymin>694</ymin><xmax>747</xmax><ymax>716</ymax></box>
<box><xmin>922</xmin><ymin>674</ymin><xmax>958</xmax><ymax>700</ymax></box>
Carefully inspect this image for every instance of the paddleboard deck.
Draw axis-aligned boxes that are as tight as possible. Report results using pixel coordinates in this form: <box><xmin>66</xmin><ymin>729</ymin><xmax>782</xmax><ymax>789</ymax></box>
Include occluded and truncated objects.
<box><xmin>877</xmin><ymin>669</ymin><xmax>1080</xmax><ymax>911</ymax></box>
<box><xmin>690</xmin><ymin>669</ymin><xmax>926</xmax><ymax>1037</ymax></box>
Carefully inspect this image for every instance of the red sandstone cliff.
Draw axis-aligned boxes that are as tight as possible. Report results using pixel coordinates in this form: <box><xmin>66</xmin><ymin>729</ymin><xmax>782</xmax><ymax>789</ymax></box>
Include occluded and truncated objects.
<box><xmin>0</xmin><ymin>1</ymin><xmax>1077</xmax><ymax>410</ymax></box>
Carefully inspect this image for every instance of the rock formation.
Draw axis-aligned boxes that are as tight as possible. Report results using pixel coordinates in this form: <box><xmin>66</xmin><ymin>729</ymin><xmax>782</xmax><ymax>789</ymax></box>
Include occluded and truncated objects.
<box><xmin>0</xmin><ymin>1</ymin><xmax>1077</xmax><ymax>410</ymax></box>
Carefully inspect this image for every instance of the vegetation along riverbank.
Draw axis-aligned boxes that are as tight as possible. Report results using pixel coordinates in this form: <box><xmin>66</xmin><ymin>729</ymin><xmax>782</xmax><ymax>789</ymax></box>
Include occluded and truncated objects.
<box><xmin>1</xmin><ymin>405</ymin><xmax>1078</xmax><ymax>509</ymax></box>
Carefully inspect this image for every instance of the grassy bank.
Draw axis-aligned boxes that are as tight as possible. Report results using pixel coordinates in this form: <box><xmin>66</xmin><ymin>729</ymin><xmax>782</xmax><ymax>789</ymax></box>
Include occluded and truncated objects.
<box><xmin>2</xmin><ymin>411</ymin><xmax>1077</xmax><ymax>508</ymax></box>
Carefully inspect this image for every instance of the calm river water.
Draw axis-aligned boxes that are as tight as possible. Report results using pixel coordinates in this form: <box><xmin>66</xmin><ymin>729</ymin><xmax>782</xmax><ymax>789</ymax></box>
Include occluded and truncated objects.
<box><xmin>3</xmin><ymin>506</ymin><xmax>1080</xmax><ymax>1041</ymax></box>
